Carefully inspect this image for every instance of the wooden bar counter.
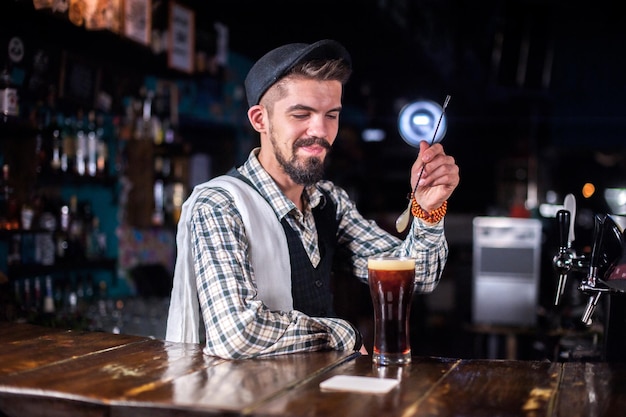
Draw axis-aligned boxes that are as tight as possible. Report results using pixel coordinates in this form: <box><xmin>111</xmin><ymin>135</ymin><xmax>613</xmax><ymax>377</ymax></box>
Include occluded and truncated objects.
<box><xmin>1</xmin><ymin>322</ymin><xmax>625</xmax><ymax>417</ymax></box>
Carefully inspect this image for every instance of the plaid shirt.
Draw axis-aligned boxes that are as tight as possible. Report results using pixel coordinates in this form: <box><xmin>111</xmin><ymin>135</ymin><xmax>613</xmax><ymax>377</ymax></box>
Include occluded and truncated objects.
<box><xmin>190</xmin><ymin>148</ymin><xmax>448</xmax><ymax>359</ymax></box>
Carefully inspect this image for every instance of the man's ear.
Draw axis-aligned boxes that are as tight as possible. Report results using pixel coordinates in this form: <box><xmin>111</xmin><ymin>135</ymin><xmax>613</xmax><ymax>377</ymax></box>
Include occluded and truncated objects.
<box><xmin>247</xmin><ymin>105</ymin><xmax>266</xmax><ymax>133</ymax></box>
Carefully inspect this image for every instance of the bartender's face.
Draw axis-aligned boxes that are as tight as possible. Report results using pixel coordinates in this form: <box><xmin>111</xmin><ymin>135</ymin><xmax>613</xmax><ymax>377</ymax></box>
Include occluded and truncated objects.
<box><xmin>265</xmin><ymin>78</ymin><xmax>343</xmax><ymax>185</ymax></box>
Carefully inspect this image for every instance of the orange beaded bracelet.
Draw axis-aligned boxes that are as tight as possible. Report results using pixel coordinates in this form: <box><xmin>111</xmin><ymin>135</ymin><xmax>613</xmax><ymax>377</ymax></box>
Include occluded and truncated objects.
<box><xmin>410</xmin><ymin>198</ymin><xmax>448</xmax><ymax>224</ymax></box>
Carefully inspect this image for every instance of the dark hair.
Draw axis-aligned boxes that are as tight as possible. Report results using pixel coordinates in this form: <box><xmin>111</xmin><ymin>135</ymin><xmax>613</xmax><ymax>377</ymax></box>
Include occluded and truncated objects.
<box><xmin>261</xmin><ymin>58</ymin><xmax>352</xmax><ymax>108</ymax></box>
<box><xmin>289</xmin><ymin>58</ymin><xmax>352</xmax><ymax>84</ymax></box>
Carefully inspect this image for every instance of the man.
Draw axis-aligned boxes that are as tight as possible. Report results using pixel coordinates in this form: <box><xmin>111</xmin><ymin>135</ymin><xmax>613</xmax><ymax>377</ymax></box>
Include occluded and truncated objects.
<box><xmin>166</xmin><ymin>39</ymin><xmax>460</xmax><ymax>359</ymax></box>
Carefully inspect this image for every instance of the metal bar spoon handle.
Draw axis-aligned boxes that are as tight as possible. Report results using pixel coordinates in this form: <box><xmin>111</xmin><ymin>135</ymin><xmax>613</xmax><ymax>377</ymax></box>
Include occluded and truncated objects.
<box><xmin>395</xmin><ymin>95</ymin><xmax>451</xmax><ymax>233</ymax></box>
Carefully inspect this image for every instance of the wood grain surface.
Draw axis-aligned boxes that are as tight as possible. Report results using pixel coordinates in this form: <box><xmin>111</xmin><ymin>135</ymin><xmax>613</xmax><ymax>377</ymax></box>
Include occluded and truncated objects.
<box><xmin>1</xmin><ymin>322</ymin><xmax>625</xmax><ymax>417</ymax></box>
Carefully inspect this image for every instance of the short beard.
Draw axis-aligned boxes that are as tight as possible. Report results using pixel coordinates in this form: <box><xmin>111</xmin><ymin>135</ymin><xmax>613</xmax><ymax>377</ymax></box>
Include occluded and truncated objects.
<box><xmin>272</xmin><ymin>135</ymin><xmax>331</xmax><ymax>186</ymax></box>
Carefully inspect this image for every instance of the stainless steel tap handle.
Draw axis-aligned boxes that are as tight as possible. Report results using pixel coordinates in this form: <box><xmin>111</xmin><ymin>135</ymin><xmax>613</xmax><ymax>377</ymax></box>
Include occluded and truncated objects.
<box><xmin>555</xmin><ymin>273</ymin><xmax>568</xmax><ymax>306</ymax></box>
<box><xmin>553</xmin><ymin>209</ymin><xmax>572</xmax><ymax>305</ymax></box>
<box><xmin>578</xmin><ymin>214</ymin><xmax>609</xmax><ymax>325</ymax></box>
<box><xmin>584</xmin><ymin>214</ymin><xmax>607</xmax><ymax>288</ymax></box>
<box><xmin>581</xmin><ymin>291</ymin><xmax>602</xmax><ymax>326</ymax></box>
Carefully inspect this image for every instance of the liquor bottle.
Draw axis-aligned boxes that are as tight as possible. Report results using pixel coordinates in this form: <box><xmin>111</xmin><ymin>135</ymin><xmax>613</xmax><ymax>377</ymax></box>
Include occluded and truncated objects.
<box><xmin>0</xmin><ymin>164</ymin><xmax>20</xmax><ymax>230</ymax></box>
<box><xmin>95</xmin><ymin>112</ymin><xmax>108</xmax><ymax>177</ymax></box>
<box><xmin>170</xmin><ymin>160</ymin><xmax>186</xmax><ymax>225</ymax></box>
<box><xmin>86</xmin><ymin>216</ymin><xmax>106</xmax><ymax>259</ymax></box>
<box><xmin>54</xmin><ymin>277</ymin><xmax>65</xmax><ymax>313</ymax></box>
<box><xmin>68</xmin><ymin>196</ymin><xmax>85</xmax><ymax>259</ymax></box>
<box><xmin>33</xmin><ymin>276</ymin><xmax>42</xmax><ymax>313</ymax></box>
<box><xmin>43</xmin><ymin>276</ymin><xmax>55</xmax><ymax>314</ymax></box>
<box><xmin>36</xmin><ymin>197</ymin><xmax>57</xmax><ymax>266</ymax></box>
<box><xmin>23</xmin><ymin>278</ymin><xmax>31</xmax><ymax>313</ymax></box>
<box><xmin>55</xmin><ymin>204</ymin><xmax>70</xmax><ymax>261</ymax></box>
<box><xmin>75</xmin><ymin>112</ymin><xmax>87</xmax><ymax>176</ymax></box>
<box><xmin>34</xmin><ymin>115</ymin><xmax>46</xmax><ymax>177</ymax></box>
<box><xmin>65</xmin><ymin>276</ymin><xmax>78</xmax><ymax>315</ymax></box>
<box><xmin>86</xmin><ymin>111</ymin><xmax>97</xmax><ymax>177</ymax></box>
<box><xmin>152</xmin><ymin>155</ymin><xmax>165</xmax><ymax>226</ymax></box>
<box><xmin>0</xmin><ymin>164</ymin><xmax>9</xmax><ymax>229</ymax></box>
<box><xmin>13</xmin><ymin>280</ymin><xmax>22</xmax><ymax>317</ymax></box>
<box><xmin>39</xmin><ymin>275</ymin><xmax>57</xmax><ymax>327</ymax></box>
<box><xmin>0</xmin><ymin>65</ymin><xmax>19</xmax><ymax>121</ymax></box>
<box><xmin>61</xmin><ymin>116</ymin><xmax>76</xmax><ymax>174</ymax></box>
<box><xmin>50</xmin><ymin>113</ymin><xmax>63</xmax><ymax>173</ymax></box>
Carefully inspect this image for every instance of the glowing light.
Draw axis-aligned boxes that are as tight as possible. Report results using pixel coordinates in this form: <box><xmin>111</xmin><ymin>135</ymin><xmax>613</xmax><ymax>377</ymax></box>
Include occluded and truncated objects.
<box><xmin>582</xmin><ymin>183</ymin><xmax>595</xmax><ymax>198</ymax></box>
<box><xmin>605</xmin><ymin>188</ymin><xmax>626</xmax><ymax>214</ymax></box>
<box><xmin>412</xmin><ymin>114</ymin><xmax>431</xmax><ymax>126</ymax></box>
<box><xmin>362</xmin><ymin>128</ymin><xmax>386</xmax><ymax>142</ymax></box>
<box><xmin>397</xmin><ymin>100</ymin><xmax>447</xmax><ymax>147</ymax></box>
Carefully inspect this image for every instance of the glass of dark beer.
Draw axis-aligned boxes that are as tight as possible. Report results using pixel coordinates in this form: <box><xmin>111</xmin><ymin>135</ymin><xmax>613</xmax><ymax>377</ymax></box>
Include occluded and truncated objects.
<box><xmin>368</xmin><ymin>256</ymin><xmax>416</xmax><ymax>365</ymax></box>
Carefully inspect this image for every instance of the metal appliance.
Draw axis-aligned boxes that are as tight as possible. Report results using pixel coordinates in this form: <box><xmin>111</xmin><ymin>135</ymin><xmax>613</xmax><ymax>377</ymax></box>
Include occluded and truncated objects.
<box><xmin>472</xmin><ymin>217</ymin><xmax>543</xmax><ymax>327</ymax></box>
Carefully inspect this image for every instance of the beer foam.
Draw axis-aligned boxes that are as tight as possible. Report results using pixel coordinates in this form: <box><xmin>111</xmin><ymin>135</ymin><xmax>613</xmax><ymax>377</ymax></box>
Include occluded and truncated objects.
<box><xmin>368</xmin><ymin>258</ymin><xmax>415</xmax><ymax>271</ymax></box>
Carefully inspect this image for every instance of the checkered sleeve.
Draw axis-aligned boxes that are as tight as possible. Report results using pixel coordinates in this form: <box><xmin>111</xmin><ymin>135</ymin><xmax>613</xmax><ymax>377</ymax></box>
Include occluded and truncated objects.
<box><xmin>326</xmin><ymin>182</ymin><xmax>448</xmax><ymax>294</ymax></box>
<box><xmin>191</xmin><ymin>188</ymin><xmax>357</xmax><ymax>359</ymax></box>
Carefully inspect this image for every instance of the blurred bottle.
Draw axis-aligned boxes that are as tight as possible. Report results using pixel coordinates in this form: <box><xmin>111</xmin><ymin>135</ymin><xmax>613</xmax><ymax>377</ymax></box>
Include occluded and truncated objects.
<box><xmin>61</xmin><ymin>115</ymin><xmax>76</xmax><ymax>174</ymax></box>
<box><xmin>43</xmin><ymin>276</ymin><xmax>55</xmax><ymax>314</ymax></box>
<box><xmin>50</xmin><ymin>113</ymin><xmax>63</xmax><ymax>173</ymax></box>
<box><xmin>33</xmin><ymin>276</ymin><xmax>42</xmax><ymax>313</ymax></box>
<box><xmin>55</xmin><ymin>203</ymin><xmax>70</xmax><ymax>261</ymax></box>
<box><xmin>33</xmin><ymin>108</ymin><xmax>48</xmax><ymax>178</ymax></box>
<box><xmin>86</xmin><ymin>110</ymin><xmax>98</xmax><ymax>177</ymax></box>
<box><xmin>95</xmin><ymin>115</ymin><xmax>109</xmax><ymax>177</ymax></box>
<box><xmin>0</xmin><ymin>164</ymin><xmax>10</xmax><ymax>229</ymax></box>
<box><xmin>53</xmin><ymin>277</ymin><xmax>65</xmax><ymax>312</ymax></box>
<box><xmin>0</xmin><ymin>65</ymin><xmax>19</xmax><ymax>121</ymax></box>
<box><xmin>0</xmin><ymin>164</ymin><xmax>20</xmax><ymax>230</ymax></box>
<box><xmin>169</xmin><ymin>159</ymin><xmax>186</xmax><ymax>225</ymax></box>
<box><xmin>75</xmin><ymin>111</ymin><xmax>87</xmax><ymax>176</ymax></box>
<box><xmin>152</xmin><ymin>155</ymin><xmax>165</xmax><ymax>226</ymax></box>
<box><xmin>36</xmin><ymin>197</ymin><xmax>57</xmax><ymax>266</ymax></box>
<box><xmin>68</xmin><ymin>196</ymin><xmax>85</xmax><ymax>259</ymax></box>
<box><xmin>86</xmin><ymin>216</ymin><xmax>107</xmax><ymax>259</ymax></box>
<box><xmin>65</xmin><ymin>276</ymin><xmax>78</xmax><ymax>315</ymax></box>
<box><xmin>23</xmin><ymin>278</ymin><xmax>31</xmax><ymax>313</ymax></box>
<box><xmin>12</xmin><ymin>280</ymin><xmax>22</xmax><ymax>318</ymax></box>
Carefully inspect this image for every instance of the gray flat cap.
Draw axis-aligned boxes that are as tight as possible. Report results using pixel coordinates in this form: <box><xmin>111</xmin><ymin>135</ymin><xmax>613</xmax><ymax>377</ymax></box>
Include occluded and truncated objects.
<box><xmin>244</xmin><ymin>39</ymin><xmax>351</xmax><ymax>107</ymax></box>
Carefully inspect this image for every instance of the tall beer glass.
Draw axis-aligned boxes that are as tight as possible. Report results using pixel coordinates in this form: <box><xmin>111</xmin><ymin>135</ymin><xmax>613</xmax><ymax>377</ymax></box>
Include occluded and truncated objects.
<box><xmin>368</xmin><ymin>256</ymin><xmax>416</xmax><ymax>365</ymax></box>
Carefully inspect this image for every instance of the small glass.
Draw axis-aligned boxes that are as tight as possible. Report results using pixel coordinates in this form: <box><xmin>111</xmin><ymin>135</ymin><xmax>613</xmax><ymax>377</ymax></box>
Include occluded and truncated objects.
<box><xmin>368</xmin><ymin>256</ymin><xmax>416</xmax><ymax>365</ymax></box>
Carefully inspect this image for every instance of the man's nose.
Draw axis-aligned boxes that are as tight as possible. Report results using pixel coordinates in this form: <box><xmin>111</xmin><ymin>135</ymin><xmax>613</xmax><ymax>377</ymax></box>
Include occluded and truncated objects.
<box><xmin>306</xmin><ymin>115</ymin><xmax>330</xmax><ymax>139</ymax></box>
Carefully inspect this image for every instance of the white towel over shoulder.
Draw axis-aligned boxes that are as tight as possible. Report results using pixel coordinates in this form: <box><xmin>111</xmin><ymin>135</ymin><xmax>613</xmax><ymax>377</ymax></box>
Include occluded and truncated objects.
<box><xmin>165</xmin><ymin>175</ymin><xmax>292</xmax><ymax>343</ymax></box>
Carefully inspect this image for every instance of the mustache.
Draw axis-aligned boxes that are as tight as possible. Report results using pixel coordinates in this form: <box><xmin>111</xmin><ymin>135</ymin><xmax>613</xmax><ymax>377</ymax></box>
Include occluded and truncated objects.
<box><xmin>294</xmin><ymin>137</ymin><xmax>331</xmax><ymax>150</ymax></box>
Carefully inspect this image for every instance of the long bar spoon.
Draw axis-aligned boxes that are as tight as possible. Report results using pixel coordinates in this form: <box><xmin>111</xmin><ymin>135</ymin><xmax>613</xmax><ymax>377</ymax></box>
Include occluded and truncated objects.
<box><xmin>395</xmin><ymin>95</ymin><xmax>451</xmax><ymax>233</ymax></box>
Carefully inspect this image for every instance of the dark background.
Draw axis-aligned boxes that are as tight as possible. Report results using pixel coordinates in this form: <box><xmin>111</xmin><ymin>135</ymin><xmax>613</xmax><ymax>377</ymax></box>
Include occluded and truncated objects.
<box><xmin>201</xmin><ymin>0</ymin><xmax>626</xmax><ymax>359</ymax></box>
<box><xmin>5</xmin><ymin>0</ymin><xmax>625</xmax><ymax>216</ymax></box>
<box><xmin>2</xmin><ymin>0</ymin><xmax>625</xmax><ymax>359</ymax></box>
<box><xmin>203</xmin><ymin>0</ymin><xmax>626</xmax><ymax>217</ymax></box>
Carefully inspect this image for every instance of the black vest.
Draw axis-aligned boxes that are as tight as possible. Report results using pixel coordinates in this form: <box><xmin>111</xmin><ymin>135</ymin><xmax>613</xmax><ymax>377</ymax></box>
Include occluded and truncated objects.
<box><xmin>227</xmin><ymin>169</ymin><xmax>339</xmax><ymax>317</ymax></box>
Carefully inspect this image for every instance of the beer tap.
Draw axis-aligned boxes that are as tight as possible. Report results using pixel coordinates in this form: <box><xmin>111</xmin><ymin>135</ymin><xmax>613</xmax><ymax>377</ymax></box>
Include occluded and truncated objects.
<box><xmin>553</xmin><ymin>194</ymin><xmax>588</xmax><ymax>305</ymax></box>
<box><xmin>579</xmin><ymin>214</ymin><xmax>612</xmax><ymax>325</ymax></box>
<box><xmin>551</xmin><ymin>195</ymin><xmax>626</xmax><ymax>360</ymax></box>
<box><xmin>553</xmin><ymin>209</ymin><xmax>573</xmax><ymax>305</ymax></box>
